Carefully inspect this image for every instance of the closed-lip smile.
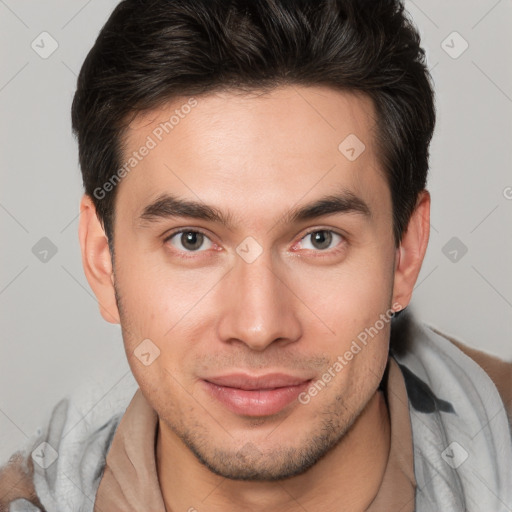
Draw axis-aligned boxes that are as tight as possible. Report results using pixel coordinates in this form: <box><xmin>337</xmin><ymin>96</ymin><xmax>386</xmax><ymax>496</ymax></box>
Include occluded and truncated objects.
<box><xmin>201</xmin><ymin>372</ymin><xmax>313</xmax><ymax>416</ymax></box>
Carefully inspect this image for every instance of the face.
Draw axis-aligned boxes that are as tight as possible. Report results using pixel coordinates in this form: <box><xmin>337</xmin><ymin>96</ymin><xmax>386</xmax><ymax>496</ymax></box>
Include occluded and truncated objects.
<box><xmin>97</xmin><ymin>86</ymin><xmax>404</xmax><ymax>480</ymax></box>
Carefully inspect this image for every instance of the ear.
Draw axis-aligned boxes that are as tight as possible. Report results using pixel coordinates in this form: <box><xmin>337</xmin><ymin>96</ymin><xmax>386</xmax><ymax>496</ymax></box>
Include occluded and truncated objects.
<box><xmin>392</xmin><ymin>190</ymin><xmax>431</xmax><ymax>310</ymax></box>
<box><xmin>78</xmin><ymin>194</ymin><xmax>120</xmax><ymax>324</ymax></box>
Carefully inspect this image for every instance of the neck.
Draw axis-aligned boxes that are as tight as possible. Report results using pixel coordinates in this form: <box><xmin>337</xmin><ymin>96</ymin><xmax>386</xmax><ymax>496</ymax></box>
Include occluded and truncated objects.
<box><xmin>156</xmin><ymin>390</ymin><xmax>390</xmax><ymax>512</ymax></box>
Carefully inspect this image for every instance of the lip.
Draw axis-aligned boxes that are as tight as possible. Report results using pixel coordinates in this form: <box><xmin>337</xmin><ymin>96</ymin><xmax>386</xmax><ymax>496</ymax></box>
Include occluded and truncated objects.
<box><xmin>201</xmin><ymin>373</ymin><xmax>313</xmax><ymax>417</ymax></box>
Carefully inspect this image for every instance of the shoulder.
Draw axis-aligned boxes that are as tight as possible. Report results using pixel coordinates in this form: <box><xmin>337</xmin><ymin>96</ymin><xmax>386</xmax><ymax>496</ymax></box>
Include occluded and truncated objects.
<box><xmin>429</xmin><ymin>325</ymin><xmax>512</xmax><ymax>424</ymax></box>
<box><xmin>0</xmin><ymin>397</ymin><xmax>123</xmax><ymax>512</ymax></box>
<box><xmin>390</xmin><ymin>309</ymin><xmax>512</xmax><ymax>424</ymax></box>
<box><xmin>0</xmin><ymin>376</ymin><xmax>138</xmax><ymax>512</ymax></box>
<box><xmin>0</xmin><ymin>395</ymin><xmax>73</xmax><ymax>512</ymax></box>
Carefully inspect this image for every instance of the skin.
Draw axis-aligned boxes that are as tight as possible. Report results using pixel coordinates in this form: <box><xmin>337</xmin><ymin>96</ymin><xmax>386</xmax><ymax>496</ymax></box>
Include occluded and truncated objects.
<box><xmin>79</xmin><ymin>85</ymin><xmax>430</xmax><ymax>511</ymax></box>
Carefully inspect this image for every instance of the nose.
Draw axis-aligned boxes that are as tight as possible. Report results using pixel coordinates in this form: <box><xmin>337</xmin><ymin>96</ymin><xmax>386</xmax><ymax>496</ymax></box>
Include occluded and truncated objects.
<box><xmin>216</xmin><ymin>247</ymin><xmax>302</xmax><ymax>352</ymax></box>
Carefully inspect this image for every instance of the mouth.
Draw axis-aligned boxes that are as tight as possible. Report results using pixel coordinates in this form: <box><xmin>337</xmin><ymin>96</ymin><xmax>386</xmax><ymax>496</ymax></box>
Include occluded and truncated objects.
<box><xmin>201</xmin><ymin>373</ymin><xmax>313</xmax><ymax>417</ymax></box>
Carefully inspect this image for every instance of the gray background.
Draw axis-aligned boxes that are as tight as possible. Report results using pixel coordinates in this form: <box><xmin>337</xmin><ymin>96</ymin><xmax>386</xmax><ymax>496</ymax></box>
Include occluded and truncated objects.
<box><xmin>1</xmin><ymin>0</ymin><xmax>511</xmax><ymax>465</ymax></box>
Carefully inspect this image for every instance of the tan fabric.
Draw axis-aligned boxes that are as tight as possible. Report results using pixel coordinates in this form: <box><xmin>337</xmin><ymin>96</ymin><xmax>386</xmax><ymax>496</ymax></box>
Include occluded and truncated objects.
<box><xmin>366</xmin><ymin>358</ymin><xmax>416</xmax><ymax>511</ymax></box>
<box><xmin>93</xmin><ymin>389</ymin><xmax>165</xmax><ymax>512</ymax></box>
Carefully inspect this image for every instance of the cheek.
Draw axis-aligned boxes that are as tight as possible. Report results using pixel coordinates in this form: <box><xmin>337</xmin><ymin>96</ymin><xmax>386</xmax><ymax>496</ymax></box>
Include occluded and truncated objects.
<box><xmin>291</xmin><ymin>248</ymin><xmax>393</xmax><ymax>325</ymax></box>
<box><xmin>288</xmin><ymin>248</ymin><xmax>393</xmax><ymax>384</ymax></box>
<box><xmin>114</xmin><ymin>254</ymin><xmax>218</xmax><ymax>375</ymax></box>
<box><xmin>115</xmin><ymin>248</ymin><xmax>200</xmax><ymax>331</ymax></box>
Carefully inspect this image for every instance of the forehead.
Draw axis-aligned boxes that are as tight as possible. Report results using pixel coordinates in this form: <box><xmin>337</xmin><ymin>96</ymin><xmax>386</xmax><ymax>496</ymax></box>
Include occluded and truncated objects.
<box><xmin>116</xmin><ymin>85</ymin><xmax>388</xmax><ymax>227</ymax></box>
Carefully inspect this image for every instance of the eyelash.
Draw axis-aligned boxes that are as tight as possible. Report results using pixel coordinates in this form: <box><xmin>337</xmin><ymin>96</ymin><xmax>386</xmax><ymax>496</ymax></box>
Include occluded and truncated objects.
<box><xmin>294</xmin><ymin>228</ymin><xmax>347</xmax><ymax>256</ymax></box>
<box><xmin>163</xmin><ymin>228</ymin><xmax>217</xmax><ymax>259</ymax></box>
<box><xmin>163</xmin><ymin>227</ymin><xmax>347</xmax><ymax>258</ymax></box>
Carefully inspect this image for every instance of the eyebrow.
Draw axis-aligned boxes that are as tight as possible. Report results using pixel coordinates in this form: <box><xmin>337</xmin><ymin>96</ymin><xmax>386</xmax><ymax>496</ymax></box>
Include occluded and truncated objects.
<box><xmin>137</xmin><ymin>188</ymin><xmax>372</xmax><ymax>229</ymax></box>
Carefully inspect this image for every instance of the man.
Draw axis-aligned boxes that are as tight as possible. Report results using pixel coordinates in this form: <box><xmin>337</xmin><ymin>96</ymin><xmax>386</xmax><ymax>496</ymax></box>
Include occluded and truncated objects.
<box><xmin>1</xmin><ymin>0</ymin><xmax>511</xmax><ymax>511</ymax></box>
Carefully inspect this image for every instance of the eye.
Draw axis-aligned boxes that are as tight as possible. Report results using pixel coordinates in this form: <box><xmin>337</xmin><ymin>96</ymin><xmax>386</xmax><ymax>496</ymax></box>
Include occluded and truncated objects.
<box><xmin>165</xmin><ymin>230</ymin><xmax>214</xmax><ymax>252</ymax></box>
<box><xmin>295</xmin><ymin>229</ymin><xmax>345</xmax><ymax>252</ymax></box>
